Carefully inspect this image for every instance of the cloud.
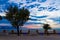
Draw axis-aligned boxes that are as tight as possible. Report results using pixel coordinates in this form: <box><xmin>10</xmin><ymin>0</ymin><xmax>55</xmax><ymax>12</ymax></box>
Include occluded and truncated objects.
<box><xmin>0</xmin><ymin>12</ymin><xmax>6</xmax><ymax>16</ymax></box>
<box><xmin>8</xmin><ymin>0</ymin><xmax>21</xmax><ymax>4</ymax></box>
<box><xmin>38</xmin><ymin>0</ymin><xmax>47</xmax><ymax>3</ymax></box>
<box><xmin>0</xmin><ymin>0</ymin><xmax>60</xmax><ymax>29</ymax></box>
<box><xmin>23</xmin><ymin>24</ymin><xmax>43</xmax><ymax>29</ymax></box>
<box><xmin>39</xmin><ymin>19</ymin><xmax>60</xmax><ymax>28</ymax></box>
<box><xmin>47</xmin><ymin>7</ymin><xmax>59</xmax><ymax>12</ymax></box>
<box><xmin>49</xmin><ymin>17</ymin><xmax>60</xmax><ymax>24</ymax></box>
<box><xmin>30</xmin><ymin>15</ymin><xmax>48</xmax><ymax>18</ymax></box>
<box><xmin>0</xmin><ymin>23</ymin><xmax>12</xmax><ymax>26</ymax></box>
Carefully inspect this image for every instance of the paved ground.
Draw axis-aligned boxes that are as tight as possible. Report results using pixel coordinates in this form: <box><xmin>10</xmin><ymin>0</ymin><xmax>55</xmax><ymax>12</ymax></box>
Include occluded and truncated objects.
<box><xmin>0</xmin><ymin>34</ymin><xmax>60</xmax><ymax>40</ymax></box>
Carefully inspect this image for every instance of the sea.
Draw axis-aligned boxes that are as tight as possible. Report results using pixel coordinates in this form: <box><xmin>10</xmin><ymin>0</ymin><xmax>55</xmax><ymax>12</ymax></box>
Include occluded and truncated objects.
<box><xmin>0</xmin><ymin>26</ymin><xmax>60</xmax><ymax>34</ymax></box>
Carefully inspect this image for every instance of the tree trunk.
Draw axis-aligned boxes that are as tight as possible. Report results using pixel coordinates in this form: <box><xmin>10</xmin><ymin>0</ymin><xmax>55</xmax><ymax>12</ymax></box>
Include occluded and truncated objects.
<box><xmin>17</xmin><ymin>26</ymin><xmax>19</xmax><ymax>36</ymax></box>
<box><xmin>44</xmin><ymin>29</ymin><xmax>48</xmax><ymax>35</ymax></box>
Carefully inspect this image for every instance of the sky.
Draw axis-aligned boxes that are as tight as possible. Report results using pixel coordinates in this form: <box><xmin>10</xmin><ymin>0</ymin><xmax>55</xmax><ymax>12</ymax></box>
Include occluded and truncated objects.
<box><xmin>0</xmin><ymin>0</ymin><xmax>60</xmax><ymax>29</ymax></box>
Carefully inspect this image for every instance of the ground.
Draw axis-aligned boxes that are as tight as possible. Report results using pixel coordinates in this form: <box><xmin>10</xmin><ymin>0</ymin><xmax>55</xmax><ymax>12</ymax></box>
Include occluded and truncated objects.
<box><xmin>0</xmin><ymin>34</ymin><xmax>60</xmax><ymax>40</ymax></box>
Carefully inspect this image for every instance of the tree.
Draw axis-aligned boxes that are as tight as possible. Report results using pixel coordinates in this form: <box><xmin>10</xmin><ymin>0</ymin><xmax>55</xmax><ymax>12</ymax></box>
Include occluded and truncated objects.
<box><xmin>43</xmin><ymin>24</ymin><xmax>51</xmax><ymax>35</ymax></box>
<box><xmin>5</xmin><ymin>5</ymin><xmax>30</xmax><ymax>36</ymax></box>
<box><xmin>0</xmin><ymin>15</ymin><xmax>2</xmax><ymax>20</ymax></box>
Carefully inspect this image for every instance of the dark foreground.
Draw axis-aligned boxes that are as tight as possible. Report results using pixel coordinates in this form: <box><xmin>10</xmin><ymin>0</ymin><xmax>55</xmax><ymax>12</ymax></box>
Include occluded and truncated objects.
<box><xmin>0</xmin><ymin>34</ymin><xmax>60</xmax><ymax>40</ymax></box>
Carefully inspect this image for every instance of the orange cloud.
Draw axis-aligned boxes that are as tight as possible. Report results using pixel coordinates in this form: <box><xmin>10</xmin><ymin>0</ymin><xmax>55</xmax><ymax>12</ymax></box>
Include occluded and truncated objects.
<box><xmin>23</xmin><ymin>24</ymin><xmax>42</xmax><ymax>29</ymax></box>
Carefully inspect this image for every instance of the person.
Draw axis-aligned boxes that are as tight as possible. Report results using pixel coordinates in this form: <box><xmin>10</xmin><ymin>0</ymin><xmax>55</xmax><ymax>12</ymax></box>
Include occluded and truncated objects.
<box><xmin>3</xmin><ymin>30</ymin><xmax>6</xmax><ymax>33</ymax></box>
<box><xmin>11</xmin><ymin>30</ymin><xmax>14</xmax><ymax>34</ymax></box>
<box><xmin>53</xmin><ymin>30</ymin><xmax>56</xmax><ymax>34</ymax></box>
<box><xmin>20</xmin><ymin>30</ymin><xmax>22</xmax><ymax>34</ymax></box>
<box><xmin>36</xmin><ymin>29</ymin><xmax>39</xmax><ymax>34</ymax></box>
<box><xmin>3</xmin><ymin>30</ymin><xmax>8</xmax><ymax>35</ymax></box>
<box><xmin>28</xmin><ymin>29</ymin><xmax>30</xmax><ymax>35</ymax></box>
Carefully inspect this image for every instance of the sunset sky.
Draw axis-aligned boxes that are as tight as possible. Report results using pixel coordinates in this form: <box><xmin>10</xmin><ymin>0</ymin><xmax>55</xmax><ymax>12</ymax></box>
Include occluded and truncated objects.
<box><xmin>0</xmin><ymin>0</ymin><xmax>60</xmax><ymax>29</ymax></box>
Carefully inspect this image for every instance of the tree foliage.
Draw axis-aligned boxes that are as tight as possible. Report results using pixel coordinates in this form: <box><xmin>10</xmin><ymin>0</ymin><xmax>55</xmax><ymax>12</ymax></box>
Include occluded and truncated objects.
<box><xmin>5</xmin><ymin>6</ymin><xmax>30</xmax><ymax>28</ymax></box>
<box><xmin>43</xmin><ymin>24</ymin><xmax>51</xmax><ymax>30</ymax></box>
<box><xmin>5</xmin><ymin>5</ymin><xmax>30</xmax><ymax>36</ymax></box>
<box><xmin>0</xmin><ymin>15</ymin><xmax>2</xmax><ymax>20</ymax></box>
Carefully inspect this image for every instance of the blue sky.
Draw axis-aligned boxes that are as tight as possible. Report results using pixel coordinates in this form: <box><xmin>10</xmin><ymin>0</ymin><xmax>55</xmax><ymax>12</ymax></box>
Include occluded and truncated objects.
<box><xmin>0</xmin><ymin>0</ymin><xmax>60</xmax><ymax>29</ymax></box>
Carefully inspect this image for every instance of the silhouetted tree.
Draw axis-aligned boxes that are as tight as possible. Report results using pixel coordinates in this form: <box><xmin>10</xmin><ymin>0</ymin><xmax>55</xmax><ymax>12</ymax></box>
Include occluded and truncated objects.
<box><xmin>5</xmin><ymin>5</ymin><xmax>30</xmax><ymax>36</ymax></box>
<box><xmin>0</xmin><ymin>15</ymin><xmax>2</xmax><ymax>20</ymax></box>
<box><xmin>43</xmin><ymin>24</ymin><xmax>51</xmax><ymax>35</ymax></box>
